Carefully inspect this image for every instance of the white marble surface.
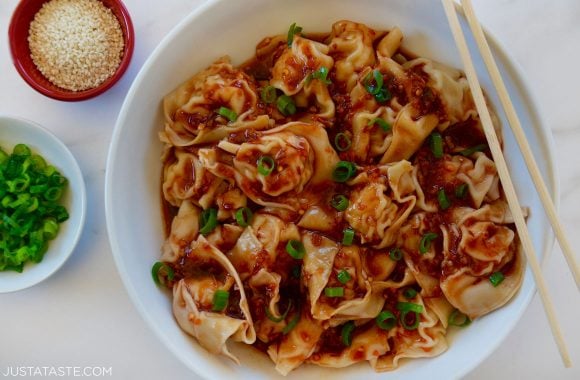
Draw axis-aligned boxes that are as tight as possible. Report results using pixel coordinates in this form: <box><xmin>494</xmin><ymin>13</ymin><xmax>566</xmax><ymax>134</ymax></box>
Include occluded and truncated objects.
<box><xmin>1</xmin><ymin>0</ymin><xmax>579</xmax><ymax>379</ymax></box>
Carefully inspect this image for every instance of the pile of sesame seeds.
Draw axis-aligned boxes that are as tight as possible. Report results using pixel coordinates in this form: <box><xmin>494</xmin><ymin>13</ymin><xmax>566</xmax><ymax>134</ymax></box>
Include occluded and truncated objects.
<box><xmin>28</xmin><ymin>0</ymin><xmax>125</xmax><ymax>92</ymax></box>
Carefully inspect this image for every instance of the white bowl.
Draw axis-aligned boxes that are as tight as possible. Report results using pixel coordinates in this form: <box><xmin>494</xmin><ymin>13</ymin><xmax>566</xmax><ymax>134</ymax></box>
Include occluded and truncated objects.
<box><xmin>0</xmin><ymin>115</ymin><xmax>87</xmax><ymax>293</ymax></box>
<box><xmin>105</xmin><ymin>0</ymin><xmax>557</xmax><ymax>379</ymax></box>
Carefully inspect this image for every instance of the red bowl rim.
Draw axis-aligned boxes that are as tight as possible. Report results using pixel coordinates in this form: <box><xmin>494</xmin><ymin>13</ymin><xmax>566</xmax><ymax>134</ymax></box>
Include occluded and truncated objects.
<box><xmin>8</xmin><ymin>0</ymin><xmax>135</xmax><ymax>102</ymax></box>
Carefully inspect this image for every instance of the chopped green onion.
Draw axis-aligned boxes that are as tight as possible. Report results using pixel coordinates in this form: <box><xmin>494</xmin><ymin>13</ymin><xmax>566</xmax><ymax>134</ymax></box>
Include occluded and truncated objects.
<box><xmin>324</xmin><ymin>287</ymin><xmax>344</xmax><ymax>297</ymax></box>
<box><xmin>455</xmin><ymin>183</ymin><xmax>468</xmax><ymax>199</ymax></box>
<box><xmin>403</xmin><ymin>288</ymin><xmax>418</xmax><ymax>299</ymax></box>
<box><xmin>151</xmin><ymin>261</ymin><xmax>174</xmax><ymax>287</ymax></box>
<box><xmin>286</xmin><ymin>239</ymin><xmax>305</xmax><ymax>259</ymax></box>
<box><xmin>29</xmin><ymin>155</ymin><xmax>46</xmax><ymax>171</ymax></box>
<box><xmin>376</xmin><ymin>310</ymin><xmax>397</xmax><ymax>330</ymax></box>
<box><xmin>419</xmin><ymin>232</ymin><xmax>438</xmax><ymax>254</ymax></box>
<box><xmin>310</xmin><ymin>67</ymin><xmax>331</xmax><ymax>85</ymax></box>
<box><xmin>330</xmin><ymin>194</ymin><xmax>349</xmax><ymax>212</ymax></box>
<box><xmin>30</xmin><ymin>184</ymin><xmax>48</xmax><ymax>194</ymax></box>
<box><xmin>342</xmin><ymin>228</ymin><xmax>355</xmax><ymax>246</ymax></box>
<box><xmin>337</xmin><ymin>269</ymin><xmax>351</xmax><ymax>284</ymax></box>
<box><xmin>44</xmin><ymin>187</ymin><xmax>62</xmax><ymax>202</ymax></box>
<box><xmin>276</xmin><ymin>95</ymin><xmax>297</xmax><ymax>116</ymax></box>
<box><xmin>437</xmin><ymin>189</ymin><xmax>451</xmax><ymax>210</ymax></box>
<box><xmin>374</xmin><ymin>87</ymin><xmax>392</xmax><ymax>103</ymax></box>
<box><xmin>389</xmin><ymin>247</ymin><xmax>403</xmax><ymax>261</ymax></box>
<box><xmin>282</xmin><ymin>303</ymin><xmax>301</xmax><ymax>334</ymax></box>
<box><xmin>42</xmin><ymin>218</ymin><xmax>59</xmax><ymax>240</ymax></box>
<box><xmin>332</xmin><ymin>161</ymin><xmax>357</xmax><ymax>182</ymax></box>
<box><xmin>235</xmin><ymin>207</ymin><xmax>253</xmax><ymax>227</ymax></box>
<box><xmin>396</xmin><ymin>302</ymin><xmax>424</xmax><ymax>313</ymax></box>
<box><xmin>199</xmin><ymin>208</ymin><xmax>218</xmax><ymax>236</ymax></box>
<box><xmin>334</xmin><ymin>133</ymin><xmax>352</xmax><ymax>152</ymax></box>
<box><xmin>489</xmin><ymin>271</ymin><xmax>505</xmax><ymax>287</ymax></box>
<box><xmin>13</xmin><ymin>144</ymin><xmax>31</xmax><ymax>156</ymax></box>
<box><xmin>368</xmin><ymin>118</ymin><xmax>392</xmax><ymax>132</ymax></box>
<box><xmin>0</xmin><ymin>143</ymin><xmax>69</xmax><ymax>272</ymax></box>
<box><xmin>265</xmin><ymin>299</ymin><xmax>293</xmax><ymax>323</ymax></box>
<box><xmin>430</xmin><ymin>132</ymin><xmax>444</xmax><ymax>158</ymax></box>
<box><xmin>217</xmin><ymin>106</ymin><xmax>238</xmax><ymax>122</ymax></box>
<box><xmin>287</xmin><ymin>22</ymin><xmax>303</xmax><ymax>46</ymax></box>
<box><xmin>341</xmin><ymin>321</ymin><xmax>355</xmax><ymax>346</ymax></box>
<box><xmin>459</xmin><ymin>144</ymin><xmax>487</xmax><ymax>157</ymax></box>
<box><xmin>212</xmin><ymin>289</ymin><xmax>230</xmax><ymax>312</ymax></box>
<box><xmin>257</xmin><ymin>156</ymin><xmax>276</xmax><ymax>176</ymax></box>
<box><xmin>448</xmin><ymin>309</ymin><xmax>471</xmax><ymax>327</ymax></box>
<box><xmin>261</xmin><ymin>85</ymin><xmax>277</xmax><ymax>104</ymax></box>
<box><xmin>364</xmin><ymin>69</ymin><xmax>384</xmax><ymax>95</ymax></box>
<box><xmin>400</xmin><ymin>310</ymin><xmax>421</xmax><ymax>330</ymax></box>
<box><xmin>397</xmin><ymin>302</ymin><xmax>423</xmax><ymax>330</ymax></box>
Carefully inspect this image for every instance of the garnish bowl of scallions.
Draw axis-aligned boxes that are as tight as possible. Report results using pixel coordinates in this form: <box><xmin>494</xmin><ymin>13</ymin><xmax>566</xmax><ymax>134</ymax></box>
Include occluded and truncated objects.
<box><xmin>0</xmin><ymin>116</ymin><xmax>86</xmax><ymax>293</ymax></box>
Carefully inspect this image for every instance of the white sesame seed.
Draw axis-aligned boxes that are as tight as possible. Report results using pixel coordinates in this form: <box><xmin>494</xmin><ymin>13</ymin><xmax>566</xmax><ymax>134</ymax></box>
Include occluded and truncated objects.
<box><xmin>28</xmin><ymin>0</ymin><xmax>125</xmax><ymax>92</ymax></box>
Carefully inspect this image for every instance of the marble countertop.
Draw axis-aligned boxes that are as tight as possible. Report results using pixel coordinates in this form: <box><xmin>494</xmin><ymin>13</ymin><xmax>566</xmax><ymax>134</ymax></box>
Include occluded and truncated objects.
<box><xmin>1</xmin><ymin>0</ymin><xmax>578</xmax><ymax>379</ymax></box>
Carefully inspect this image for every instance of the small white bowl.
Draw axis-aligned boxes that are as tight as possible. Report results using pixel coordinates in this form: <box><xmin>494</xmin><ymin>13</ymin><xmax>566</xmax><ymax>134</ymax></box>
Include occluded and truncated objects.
<box><xmin>0</xmin><ymin>115</ymin><xmax>86</xmax><ymax>293</ymax></box>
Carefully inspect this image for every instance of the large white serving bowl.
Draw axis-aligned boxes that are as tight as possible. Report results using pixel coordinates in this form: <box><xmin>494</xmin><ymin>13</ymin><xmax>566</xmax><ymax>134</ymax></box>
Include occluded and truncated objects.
<box><xmin>105</xmin><ymin>0</ymin><xmax>557</xmax><ymax>379</ymax></box>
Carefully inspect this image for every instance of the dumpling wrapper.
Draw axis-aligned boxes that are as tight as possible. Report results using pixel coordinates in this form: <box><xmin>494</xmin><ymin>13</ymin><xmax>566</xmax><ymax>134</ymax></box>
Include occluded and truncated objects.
<box><xmin>172</xmin><ymin>236</ymin><xmax>256</xmax><ymax>364</ymax></box>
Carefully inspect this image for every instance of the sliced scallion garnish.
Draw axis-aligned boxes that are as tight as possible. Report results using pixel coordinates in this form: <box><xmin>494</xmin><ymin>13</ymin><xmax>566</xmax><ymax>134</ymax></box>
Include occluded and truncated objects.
<box><xmin>459</xmin><ymin>144</ymin><xmax>487</xmax><ymax>157</ymax></box>
<box><xmin>264</xmin><ymin>299</ymin><xmax>293</xmax><ymax>323</ymax></box>
<box><xmin>400</xmin><ymin>310</ymin><xmax>421</xmax><ymax>330</ymax></box>
<box><xmin>368</xmin><ymin>118</ymin><xmax>392</xmax><ymax>132</ymax></box>
<box><xmin>342</xmin><ymin>227</ymin><xmax>355</xmax><ymax>246</ymax></box>
<box><xmin>310</xmin><ymin>67</ymin><xmax>331</xmax><ymax>85</ymax></box>
<box><xmin>489</xmin><ymin>271</ymin><xmax>505</xmax><ymax>287</ymax></box>
<box><xmin>330</xmin><ymin>194</ymin><xmax>349</xmax><ymax>212</ymax></box>
<box><xmin>448</xmin><ymin>309</ymin><xmax>472</xmax><ymax>327</ymax></box>
<box><xmin>199</xmin><ymin>208</ymin><xmax>218</xmax><ymax>236</ymax></box>
<box><xmin>276</xmin><ymin>95</ymin><xmax>297</xmax><ymax>116</ymax></box>
<box><xmin>261</xmin><ymin>85</ymin><xmax>277</xmax><ymax>104</ymax></box>
<box><xmin>437</xmin><ymin>188</ymin><xmax>451</xmax><ymax>210</ymax></box>
<box><xmin>337</xmin><ymin>269</ymin><xmax>351</xmax><ymax>284</ymax></box>
<box><xmin>364</xmin><ymin>69</ymin><xmax>384</xmax><ymax>95</ymax></box>
<box><xmin>332</xmin><ymin>161</ymin><xmax>357</xmax><ymax>183</ymax></box>
<box><xmin>430</xmin><ymin>132</ymin><xmax>443</xmax><ymax>158</ymax></box>
<box><xmin>389</xmin><ymin>247</ymin><xmax>403</xmax><ymax>261</ymax></box>
<box><xmin>287</xmin><ymin>22</ymin><xmax>303</xmax><ymax>46</ymax></box>
<box><xmin>282</xmin><ymin>303</ymin><xmax>301</xmax><ymax>334</ymax></box>
<box><xmin>257</xmin><ymin>156</ymin><xmax>276</xmax><ymax>176</ymax></box>
<box><xmin>286</xmin><ymin>239</ymin><xmax>305</xmax><ymax>259</ymax></box>
<box><xmin>374</xmin><ymin>87</ymin><xmax>392</xmax><ymax>103</ymax></box>
<box><xmin>376</xmin><ymin>310</ymin><xmax>397</xmax><ymax>330</ymax></box>
<box><xmin>455</xmin><ymin>183</ymin><xmax>468</xmax><ymax>199</ymax></box>
<box><xmin>235</xmin><ymin>207</ymin><xmax>253</xmax><ymax>227</ymax></box>
<box><xmin>324</xmin><ymin>287</ymin><xmax>344</xmax><ymax>297</ymax></box>
<box><xmin>217</xmin><ymin>106</ymin><xmax>238</xmax><ymax>122</ymax></box>
<box><xmin>403</xmin><ymin>288</ymin><xmax>418</xmax><ymax>299</ymax></box>
<box><xmin>341</xmin><ymin>321</ymin><xmax>355</xmax><ymax>346</ymax></box>
<box><xmin>334</xmin><ymin>132</ymin><xmax>352</xmax><ymax>152</ymax></box>
<box><xmin>419</xmin><ymin>232</ymin><xmax>438</xmax><ymax>254</ymax></box>
<box><xmin>397</xmin><ymin>302</ymin><xmax>423</xmax><ymax>330</ymax></box>
<box><xmin>212</xmin><ymin>289</ymin><xmax>230</xmax><ymax>312</ymax></box>
<box><xmin>151</xmin><ymin>261</ymin><xmax>174</xmax><ymax>287</ymax></box>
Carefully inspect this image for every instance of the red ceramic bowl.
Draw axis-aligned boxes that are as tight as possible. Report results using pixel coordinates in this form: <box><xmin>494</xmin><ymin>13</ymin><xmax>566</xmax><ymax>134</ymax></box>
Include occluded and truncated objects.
<box><xmin>8</xmin><ymin>0</ymin><xmax>135</xmax><ymax>101</ymax></box>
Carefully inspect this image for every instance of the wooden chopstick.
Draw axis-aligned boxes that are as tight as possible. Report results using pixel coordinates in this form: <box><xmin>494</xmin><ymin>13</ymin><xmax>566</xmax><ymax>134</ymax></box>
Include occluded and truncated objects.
<box><xmin>441</xmin><ymin>0</ymin><xmax>571</xmax><ymax>367</ymax></box>
<box><xmin>460</xmin><ymin>0</ymin><xmax>580</xmax><ymax>288</ymax></box>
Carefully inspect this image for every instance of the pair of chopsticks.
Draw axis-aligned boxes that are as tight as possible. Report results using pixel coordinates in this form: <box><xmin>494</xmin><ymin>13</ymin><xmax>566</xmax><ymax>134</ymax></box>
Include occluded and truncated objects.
<box><xmin>441</xmin><ymin>0</ymin><xmax>578</xmax><ymax>368</ymax></box>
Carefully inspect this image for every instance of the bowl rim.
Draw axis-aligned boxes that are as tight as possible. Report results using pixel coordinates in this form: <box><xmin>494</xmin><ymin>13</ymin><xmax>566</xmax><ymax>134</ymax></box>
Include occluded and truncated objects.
<box><xmin>105</xmin><ymin>0</ymin><xmax>559</xmax><ymax>378</ymax></box>
<box><xmin>0</xmin><ymin>114</ymin><xmax>87</xmax><ymax>293</ymax></box>
<box><xmin>8</xmin><ymin>0</ymin><xmax>135</xmax><ymax>102</ymax></box>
